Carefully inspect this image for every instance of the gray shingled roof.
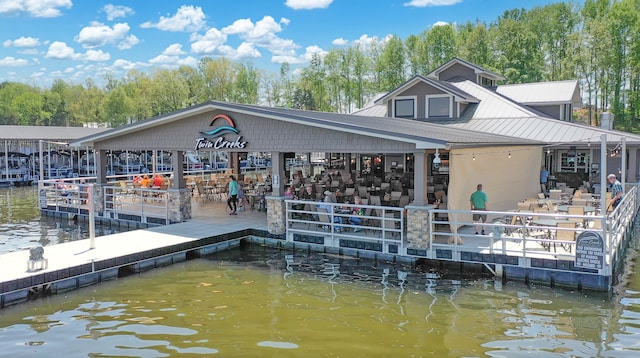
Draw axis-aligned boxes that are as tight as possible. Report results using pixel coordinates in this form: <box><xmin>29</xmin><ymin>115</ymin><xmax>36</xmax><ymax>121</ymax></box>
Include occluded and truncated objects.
<box><xmin>71</xmin><ymin>101</ymin><xmax>541</xmax><ymax>150</ymax></box>
<box><xmin>0</xmin><ymin>125</ymin><xmax>110</xmax><ymax>141</ymax></box>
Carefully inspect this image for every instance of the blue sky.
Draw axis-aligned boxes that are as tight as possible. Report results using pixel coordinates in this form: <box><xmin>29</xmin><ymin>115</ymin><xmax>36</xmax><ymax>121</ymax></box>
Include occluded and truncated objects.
<box><xmin>0</xmin><ymin>0</ymin><xmax>579</xmax><ymax>87</ymax></box>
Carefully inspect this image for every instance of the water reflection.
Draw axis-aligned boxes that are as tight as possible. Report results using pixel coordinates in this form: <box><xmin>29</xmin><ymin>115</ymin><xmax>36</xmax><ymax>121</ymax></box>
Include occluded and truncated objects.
<box><xmin>2</xmin><ymin>187</ymin><xmax>640</xmax><ymax>356</ymax></box>
<box><xmin>0</xmin><ymin>186</ymin><xmax>127</xmax><ymax>254</ymax></box>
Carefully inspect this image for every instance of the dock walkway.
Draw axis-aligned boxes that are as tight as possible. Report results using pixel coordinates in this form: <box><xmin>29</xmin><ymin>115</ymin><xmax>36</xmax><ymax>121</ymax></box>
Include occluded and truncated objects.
<box><xmin>0</xmin><ymin>200</ymin><xmax>268</xmax><ymax>308</ymax></box>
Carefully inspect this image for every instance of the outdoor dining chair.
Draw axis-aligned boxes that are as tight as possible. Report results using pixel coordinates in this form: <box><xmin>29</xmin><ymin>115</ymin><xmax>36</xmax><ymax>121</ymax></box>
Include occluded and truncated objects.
<box><xmin>555</xmin><ymin>221</ymin><xmax>577</xmax><ymax>253</ymax></box>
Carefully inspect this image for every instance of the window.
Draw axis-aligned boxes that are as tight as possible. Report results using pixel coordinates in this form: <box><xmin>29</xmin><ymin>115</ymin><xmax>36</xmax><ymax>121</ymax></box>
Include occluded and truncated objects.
<box><xmin>394</xmin><ymin>98</ymin><xmax>415</xmax><ymax>118</ymax></box>
<box><xmin>480</xmin><ymin>76</ymin><xmax>495</xmax><ymax>87</ymax></box>
<box><xmin>426</xmin><ymin>96</ymin><xmax>451</xmax><ymax>118</ymax></box>
<box><xmin>561</xmin><ymin>104</ymin><xmax>572</xmax><ymax>121</ymax></box>
<box><xmin>560</xmin><ymin>150</ymin><xmax>589</xmax><ymax>173</ymax></box>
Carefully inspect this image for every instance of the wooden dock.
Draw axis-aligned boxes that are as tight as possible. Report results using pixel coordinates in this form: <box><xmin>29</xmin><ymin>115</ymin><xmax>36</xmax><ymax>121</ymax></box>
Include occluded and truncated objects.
<box><xmin>0</xmin><ymin>200</ymin><xmax>270</xmax><ymax>308</ymax></box>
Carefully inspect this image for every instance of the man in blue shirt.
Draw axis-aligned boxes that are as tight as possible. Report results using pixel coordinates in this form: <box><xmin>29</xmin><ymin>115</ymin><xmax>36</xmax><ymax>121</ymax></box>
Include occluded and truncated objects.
<box><xmin>540</xmin><ymin>166</ymin><xmax>549</xmax><ymax>193</ymax></box>
<box><xmin>608</xmin><ymin>174</ymin><xmax>624</xmax><ymax>210</ymax></box>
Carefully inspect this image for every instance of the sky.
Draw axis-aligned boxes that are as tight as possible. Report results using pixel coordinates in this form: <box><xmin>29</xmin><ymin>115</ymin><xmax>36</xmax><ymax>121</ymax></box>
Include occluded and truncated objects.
<box><xmin>0</xmin><ymin>0</ymin><xmax>578</xmax><ymax>87</ymax></box>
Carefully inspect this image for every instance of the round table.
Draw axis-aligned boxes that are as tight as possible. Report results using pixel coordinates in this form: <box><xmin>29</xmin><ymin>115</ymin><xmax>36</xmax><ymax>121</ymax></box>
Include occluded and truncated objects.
<box><xmin>556</xmin><ymin>205</ymin><xmax>596</xmax><ymax>214</ymax></box>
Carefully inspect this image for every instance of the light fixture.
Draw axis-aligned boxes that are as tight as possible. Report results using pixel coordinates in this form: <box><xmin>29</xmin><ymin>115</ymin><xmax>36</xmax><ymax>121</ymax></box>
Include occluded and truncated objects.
<box><xmin>508</xmin><ymin>151</ymin><xmax>511</xmax><ymax>159</ymax></box>
<box><xmin>433</xmin><ymin>149</ymin><xmax>441</xmax><ymax>167</ymax></box>
<box><xmin>472</xmin><ymin>153</ymin><xmax>476</xmax><ymax>161</ymax></box>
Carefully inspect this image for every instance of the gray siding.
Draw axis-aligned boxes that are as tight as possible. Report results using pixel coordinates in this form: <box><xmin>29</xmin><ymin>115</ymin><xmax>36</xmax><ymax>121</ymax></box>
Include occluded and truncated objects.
<box><xmin>96</xmin><ymin>110</ymin><xmax>415</xmax><ymax>153</ymax></box>
<box><xmin>530</xmin><ymin>105</ymin><xmax>560</xmax><ymax>120</ymax></box>
<box><xmin>439</xmin><ymin>63</ymin><xmax>475</xmax><ymax>82</ymax></box>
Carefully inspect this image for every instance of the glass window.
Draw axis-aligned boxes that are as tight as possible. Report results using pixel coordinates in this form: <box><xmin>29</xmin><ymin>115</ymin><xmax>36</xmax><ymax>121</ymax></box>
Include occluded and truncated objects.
<box><xmin>394</xmin><ymin>99</ymin><xmax>414</xmax><ymax>118</ymax></box>
<box><xmin>428</xmin><ymin>97</ymin><xmax>450</xmax><ymax>118</ymax></box>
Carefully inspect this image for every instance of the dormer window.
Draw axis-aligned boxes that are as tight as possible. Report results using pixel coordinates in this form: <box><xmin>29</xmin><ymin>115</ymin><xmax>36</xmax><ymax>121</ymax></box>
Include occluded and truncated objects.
<box><xmin>426</xmin><ymin>95</ymin><xmax>452</xmax><ymax>118</ymax></box>
<box><xmin>480</xmin><ymin>76</ymin><xmax>495</xmax><ymax>87</ymax></box>
<box><xmin>393</xmin><ymin>96</ymin><xmax>416</xmax><ymax>118</ymax></box>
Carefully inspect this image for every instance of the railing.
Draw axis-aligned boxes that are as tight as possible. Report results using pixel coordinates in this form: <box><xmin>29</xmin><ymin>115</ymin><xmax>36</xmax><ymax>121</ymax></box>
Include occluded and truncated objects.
<box><xmin>103</xmin><ymin>183</ymin><xmax>170</xmax><ymax>225</ymax></box>
<box><xmin>285</xmin><ymin>199</ymin><xmax>404</xmax><ymax>254</ymax></box>
<box><xmin>38</xmin><ymin>178</ymin><xmax>171</xmax><ymax>225</ymax></box>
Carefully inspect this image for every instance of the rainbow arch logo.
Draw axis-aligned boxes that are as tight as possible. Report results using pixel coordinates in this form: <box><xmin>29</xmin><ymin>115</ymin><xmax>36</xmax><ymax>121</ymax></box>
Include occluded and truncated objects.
<box><xmin>199</xmin><ymin>114</ymin><xmax>240</xmax><ymax>138</ymax></box>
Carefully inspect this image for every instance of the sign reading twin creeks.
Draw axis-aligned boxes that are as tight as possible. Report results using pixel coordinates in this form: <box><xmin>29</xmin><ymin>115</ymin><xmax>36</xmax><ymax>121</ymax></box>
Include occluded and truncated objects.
<box><xmin>574</xmin><ymin>231</ymin><xmax>605</xmax><ymax>270</ymax></box>
<box><xmin>195</xmin><ymin>114</ymin><xmax>248</xmax><ymax>150</ymax></box>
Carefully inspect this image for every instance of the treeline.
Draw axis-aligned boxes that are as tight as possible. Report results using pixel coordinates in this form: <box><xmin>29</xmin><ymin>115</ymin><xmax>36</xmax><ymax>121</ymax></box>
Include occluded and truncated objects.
<box><xmin>1</xmin><ymin>0</ymin><xmax>639</xmax><ymax>132</ymax></box>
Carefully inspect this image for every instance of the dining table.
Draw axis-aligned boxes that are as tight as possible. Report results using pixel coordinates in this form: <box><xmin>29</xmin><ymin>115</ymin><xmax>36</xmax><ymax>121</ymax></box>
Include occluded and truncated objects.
<box><xmin>555</xmin><ymin>205</ymin><xmax>596</xmax><ymax>214</ymax></box>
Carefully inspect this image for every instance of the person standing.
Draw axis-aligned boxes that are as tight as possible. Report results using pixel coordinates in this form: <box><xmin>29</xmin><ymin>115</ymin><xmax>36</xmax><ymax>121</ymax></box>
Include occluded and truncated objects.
<box><xmin>227</xmin><ymin>175</ymin><xmax>239</xmax><ymax>215</ymax></box>
<box><xmin>470</xmin><ymin>184</ymin><xmax>489</xmax><ymax>235</ymax></box>
<box><xmin>608</xmin><ymin>174</ymin><xmax>624</xmax><ymax>210</ymax></box>
<box><xmin>540</xmin><ymin>166</ymin><xmax>549</xmax><ymax>193</ymax></box>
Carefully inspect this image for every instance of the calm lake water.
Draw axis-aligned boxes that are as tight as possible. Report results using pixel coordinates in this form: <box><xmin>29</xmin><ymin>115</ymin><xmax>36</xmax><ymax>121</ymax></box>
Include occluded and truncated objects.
<box><xmin>1</xmin><ymin>186</ymin><xmax>640</xmax><ymax>357</ymax></box>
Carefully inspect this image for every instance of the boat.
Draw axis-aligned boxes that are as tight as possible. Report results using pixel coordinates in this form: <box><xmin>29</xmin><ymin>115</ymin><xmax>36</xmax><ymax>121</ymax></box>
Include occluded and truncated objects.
<box><xmin>0</xmin><ymin>152</ymin><xmax>31</xmax><ymax>185</ymax></box>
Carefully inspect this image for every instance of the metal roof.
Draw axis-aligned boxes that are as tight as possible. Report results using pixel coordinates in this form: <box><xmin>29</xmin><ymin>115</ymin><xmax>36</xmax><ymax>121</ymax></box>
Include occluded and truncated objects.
<box><xmin>440</xmin><ymin>80</ymin><xmax>640</xmax><ymax>145</ymax></box>
<box><xmin>496</xmin><ymin>80</ymin><xmax>583</xmax><ymax>107</ymax></box>
<box><xmin>0</xmin><ymin>125</ymin><xmax>110</xmax><ymax>141</ymax></box>
<box><xmin>70</xmin><ymin>101</ymin><xmax>541</xmax><ymax>150</ymax></box>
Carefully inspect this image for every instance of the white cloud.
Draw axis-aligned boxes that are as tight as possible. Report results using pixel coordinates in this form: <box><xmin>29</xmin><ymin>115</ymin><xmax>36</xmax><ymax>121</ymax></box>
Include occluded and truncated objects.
<box><xmin>117</xmin><ymin>34</ymin><xmax>139</xmax><ymax>50</ymax></box>
<box><xmin>433</xmin><ymin>21</ymin><xmax>449</xmax><ymax>27</ymax></box>
<box><xmin>85</xmin><ymin>49</ymin><xmax>110</xmax><ymax>61</ymax></box>
<box><xmin>0</xmin><ymin>56</ymin><xmax>29</xmax><ymax>66</ymax></box>
<box><xmin>190</xmin><ymin>28</ymin><xmax>226</xmax><ymax>54</ymax></box>
<box><xmin>332</xmin><ymin>38</ymin><xmax>348</xmax><ymax>46</ymax></box>
<box><xmin>302</xmin><ymin>45</ymin><xmax>326</xmax><ymax>61</ymax></box>
<box><xmin>284</xmin><ymin>0</ymin><xmax>333</xmax><ymax>10</ymax></box>
<box><xmin>354</xmin><ymin>34</ymin><xmax>392</xmax><ymax>47</ymax></box>
<box><xmin>140</xmin><ymin>5</ymin><xmax>205</xmax><ymax>32</ymax></box>
<box><xmin>162</xmin><ymin>43</ymin><xmax>185</xmax><ymax>56</ymax></box>
<box><xmin>112</xmin><ymin>59</ymin><xmax>137</xmax><ymax>71</ymax></box>
<box><xmin>103</xmin><ymin>4</ymin><xmax>134</xmax><ymax>21</ymax></box>
<box><xmin>271</xmin><ymin>54</ymin><xmax>304</xmax><ymax>65</ymax></box>
<box><xmin>0</xmin><ymin>0</ymin><xmax>72</xmax><ymax>17</ymax></box>
<box><xmin>45</xmin><ymin>41</ymin><xmax>111</xmax><ymax>61</ymax></box>
<box><xmin>4</xmin><ymin>36</ymin><xmax>40</xmax><ymax>47</ymax></box>
<box><xmin>75</xmin><ymin>22</ymin><xmax>138</xmax><ymax>49</ymax></box>
<box><xmin>221</xmin><ymin>16</ymin><xmax>298</xmax><ymax>56</ymax></box>
<box><xmin>403</xmin><ymin>0</ymin><xmax>462</xmax><ymax>7</ymax></box>
<box><xmin>45</xmin><ymin>41</ymin><xmax>80</xmax><ymax>60</ymax></box>
<box><xmin>217</xmin><ymin>42</ymin><xmax>261</xmax><ymax>60</ymax></box>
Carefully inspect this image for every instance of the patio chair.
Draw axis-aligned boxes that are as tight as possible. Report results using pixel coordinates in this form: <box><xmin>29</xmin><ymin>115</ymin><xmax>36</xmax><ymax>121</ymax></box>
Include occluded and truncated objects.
<box><xmin>567</xmin><ymin>206</ymin><xmax>585</xmax><ymax>227</ymax></box>
<box><xmin>398</xmin><ymin>195</ymin><xmax>410</xmax><ymax>208</ymax></box>
<box><xmin>549</xmin><ymin>190</ymin><xmax>562</xmax><ymax>201</ymax></box>
<box><xmin>555</xmin><ymin>221</ymin><xmax>576</xmax><ymax>253</ymax></box>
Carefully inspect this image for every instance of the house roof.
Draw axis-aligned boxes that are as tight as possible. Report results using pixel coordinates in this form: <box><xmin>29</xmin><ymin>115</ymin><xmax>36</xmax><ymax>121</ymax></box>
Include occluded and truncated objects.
<box><xmin>426</xmin><ymin>57</ymin><xmax>506</xmax><ymax>81</ymax></box>
<box><xmin>496</xmin><ymin>80</ymin><xmax>583</xmax><ymax>108</ymax></box>
<box><xmin>373</xmin><ymin>75</ymin><xmax>479</xmax><ymax>107</ymax></box>
<box><xmin>438</xmin><ymin>79</ymin><xmax>640</xmax><ymax>144</ymax></box>
<box><xmin>0</xmin><ymin>125</ymin><xmax>110</xmax><ymax>141</ymax></box>
<box><xmin>70</xmin><ymin>101</ymin><xmax>540</xmax><ymax>150</ymax></box>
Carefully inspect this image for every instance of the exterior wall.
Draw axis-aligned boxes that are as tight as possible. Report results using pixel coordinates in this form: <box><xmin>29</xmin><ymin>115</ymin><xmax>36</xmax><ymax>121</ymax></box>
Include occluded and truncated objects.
<box><xmin>95</xmin><ymin>110</ymin><xmax>414</xmax><ymax>153</ymax></box>
<box><xmin>266</xmin><ymin>196</ymin><xmax>286</xmax><ymax>235</ymax></box>
<box><xmin>438</xmin><ymin>63</ymin><xmax>476</xmax><ymax>82</ymax></box>
<box><xmin>529</xmin><ymin>104</ymin><xmax>561</xmax><ymax>120</ymax></box>
<box><xmin>405</xmin><ymin>205</ymin><xmax>435</xmax><ymax>250</ymax></box>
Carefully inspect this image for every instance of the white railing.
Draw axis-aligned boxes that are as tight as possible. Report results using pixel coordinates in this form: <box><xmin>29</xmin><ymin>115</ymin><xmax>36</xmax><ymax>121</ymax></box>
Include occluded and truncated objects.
<box><xmin>285</xmin><ymin>199</ymin><xmax>404</xmax><ymax>254</ymax></box>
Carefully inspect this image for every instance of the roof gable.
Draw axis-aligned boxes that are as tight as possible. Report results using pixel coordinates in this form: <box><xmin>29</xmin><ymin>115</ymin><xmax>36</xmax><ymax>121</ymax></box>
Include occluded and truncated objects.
<box><xmin>427</xmin><ymin>57</ymin><xmax>505</xmax><ymax>82</ymax></box>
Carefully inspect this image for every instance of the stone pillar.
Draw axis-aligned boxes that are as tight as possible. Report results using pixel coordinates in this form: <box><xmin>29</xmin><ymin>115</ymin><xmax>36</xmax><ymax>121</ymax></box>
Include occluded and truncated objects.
<box><xmin>167</xmin><ymin>189</ymin><xmax>192</xmax><ymax>222</ymax></box>
<box><xmin>266</xmin><ymin>196</ymin><xmax>286</xmax><ymax>235</ymax></box>
<box><xmin>405</xmin><ymin>204</ymin><xmax>436</xmax><ymax>250</ymax></box>
<box><xmin>92</xmin><ymin>183</ymin><xmax>106</xmax><ymax>214</ymax></box>
<box><xmin>171</xmin><ymin>150</ymin><xmax>185</xmax><ymax>189</ymax></box>
<box><xmin>270</xmin><ymin>151</ymin><xmax>285</xmax><ymax>197</ymax></box>
<box><xmin>95</xmin><ymin>149</ymin><xmax>108</xmax><ymax>184</ymax></box>
<box><xmin>412</xmin><ymin>151</ymin><xmax>427</xmax><ymax>205</ymax></box>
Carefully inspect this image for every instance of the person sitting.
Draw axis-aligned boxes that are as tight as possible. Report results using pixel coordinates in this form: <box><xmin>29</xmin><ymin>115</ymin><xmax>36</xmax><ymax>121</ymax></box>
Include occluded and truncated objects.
<box><xmin>284</xmin><ymin>186</ymin><xmax>296</xmax><ymax>199</ymax></box>
<box><xmin>140</xmin><ymin>175</ymin><xmax>151</xmax><ymax>188</ymax></box>
<box><xmin>300</xmin><ymin>185</ymin><xmax>316</xmax><ymax>200</ymax></box>
<box><xmin>318</xmin><ymin>191</ymin><xmax>344</xmax><ymax>231</ymax></box>
<box><xmin>349</xmin><ymin>196</ymin><xmax>365</xmax><ymax>232</ymax></box>
<box><xmin>152</xmin><ymin>173</ymin><xmax>163</xmax><ymax>187</ymax></box>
